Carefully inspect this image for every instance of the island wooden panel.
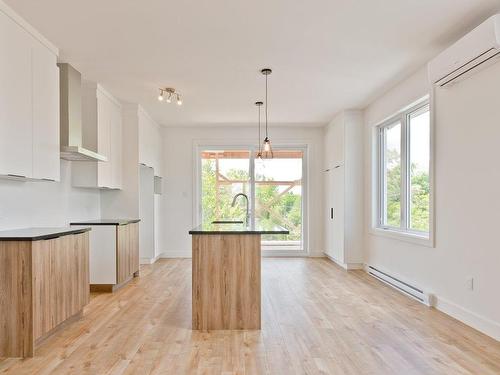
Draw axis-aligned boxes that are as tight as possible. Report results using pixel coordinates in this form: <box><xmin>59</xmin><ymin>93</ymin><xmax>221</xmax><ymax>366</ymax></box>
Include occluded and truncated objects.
<box><xmin>117</xmin><ymin>223</ymin><xmax>139</xmax><ymax>284</ymax></box>
<box><xmin>192</xmin><ymin>234</ymin><xmax>261</xmax><ymax>330</ymax></box>
<box><xmin>32</xmin><ymin>233</ymin><xmax>90</xmax><ymax>340</ymax></box>
<box><xmin>0</xmin><ymin>232</ymin><xmax>89</xmax><ymax>357</ymax></box>
<box><xmin>0</xmin><ymin>241</ymin><xmax>33</xmax><ymax>357</ymax></box>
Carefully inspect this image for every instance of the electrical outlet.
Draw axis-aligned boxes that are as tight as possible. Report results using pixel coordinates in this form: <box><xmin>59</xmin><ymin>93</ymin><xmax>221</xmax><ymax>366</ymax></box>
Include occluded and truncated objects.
<box><xmin>466</xmin><ymin>277</ymin><xmax>474</xmax><ymax>291</ymax></box>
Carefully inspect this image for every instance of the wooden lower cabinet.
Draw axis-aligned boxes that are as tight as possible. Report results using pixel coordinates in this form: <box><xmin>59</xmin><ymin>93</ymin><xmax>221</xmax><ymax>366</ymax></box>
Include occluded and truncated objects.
<box><xmin>0</xmin><ymin>232</ymin><xmax>89</xmax><ymax>357</ymax></box>
<box><xmin>72</xmin><ymin>222</ymin><xmax>140</xmax><ymax>292</ymax></box>
<box><xmin>117</xmin><ymin>222</ymin><xmax>140</xmax><ymax>284</ymax></box>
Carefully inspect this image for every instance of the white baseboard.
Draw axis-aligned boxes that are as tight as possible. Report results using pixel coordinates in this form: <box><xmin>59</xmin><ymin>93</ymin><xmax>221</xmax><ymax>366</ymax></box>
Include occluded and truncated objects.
<box><xmin>160</xmin><ymin>250</ymin><xmax>317</xmax><ymax>258</ymax></box>
<box><xmin>140</xmin><ymin>253</ymin><xmax>163</xmax><ymax>265</ymax></box>
<box><xmin>262</xmin><ymin>250</ymin><xmax>309</xmax><ymax>257</ymax></box>
<box><xmin>160</xmin><ymin>251</ymin><xmax>191</xmax><ymax>259</ymax></box>
<box><xmin>308</xmin><ymin>254</ymin><xmax>326</xmax><ymax>258</ymax></box>
<box><xmin>324</xmin><ymin>253</ymin><xmax>364</xmax><ymax>270</ymax></box>
<box><xmin>362</xmin><ymin>265</ymin><xmax>500</xmax><ymax>342</ymax></box>
<box><xmin>434</xmin><ymin>296</ymin><xmax>500</xmax><ymax>342</ymax></box>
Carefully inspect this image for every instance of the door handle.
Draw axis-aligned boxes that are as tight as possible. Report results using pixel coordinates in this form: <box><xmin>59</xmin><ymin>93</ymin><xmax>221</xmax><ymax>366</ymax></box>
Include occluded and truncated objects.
<box><xmin>330</xmin><ymin>208</ymin><xmax>334</xmax><ymax>219</ymax></box>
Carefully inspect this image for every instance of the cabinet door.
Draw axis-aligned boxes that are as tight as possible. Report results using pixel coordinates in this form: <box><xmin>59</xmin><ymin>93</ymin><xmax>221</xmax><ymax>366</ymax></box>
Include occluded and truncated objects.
<box><xmin>32</xmin><ymin>41</ymin><xmax>60</xmax><ymax>181</ymax></box>
<box><xmin>110</xmin><ymin>103</ymin><xmax>122</xmax><ymax>189</ymax></box>
<box><xmin>117</xmin><ymin>223</ymin><xmax>139</xmax><ymax>284</ymax></box>
<box><xmin>72</xmin><ymin>232</ymin><xmax>90</xmax><ymax>308</ymax></box>
<box><xmin>129</xmin><ymin>223</ymin><xmax>139</xmax><ymax>274</ymax></box>
<box><xmin>0</xmin><ymin>12</ymin><xmax>33</xmax><ymax>177</ymax></box>
<box><xmin>324</xmin><ymin>169</ymin><xmax>334</xmax><ymax>257</ymax></box>
<box><xmin>331</xmin><ymin>166</ymin><xmax>345</xmax><ymax>263</ymax></box>
<box><xmin>331</xmin><ymin>121</ymin><xmax>345</xmax><ymax>168</ymax></box>
<box><xmin>32</xmin><ymin>233</ymin><xmax>89</xmax><ymax>340</ymax></box>
<box><xmin>97</xmin><ymin>93</ymin><xmax>112</xmax><ymax>188</ymax></box>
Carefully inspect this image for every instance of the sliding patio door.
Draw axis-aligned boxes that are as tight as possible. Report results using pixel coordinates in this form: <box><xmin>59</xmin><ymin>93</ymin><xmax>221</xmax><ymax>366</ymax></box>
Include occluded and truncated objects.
<box><xmin>254</xmin><ymin>150</ymin><xmax>303</xmax><ymax>251</ymax></box>
<box><xmin>200</xmin><ymin>150</ymin><xmax>251</xmax><ymax>225</ymax></box>
<box><xmin>198</xmin><ymin>147</ymin><xmax>306</xmax><ymax>253</ymax></box>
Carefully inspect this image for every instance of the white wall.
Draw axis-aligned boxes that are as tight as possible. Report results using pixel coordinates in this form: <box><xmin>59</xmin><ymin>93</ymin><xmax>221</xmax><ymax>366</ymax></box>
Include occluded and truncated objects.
<box><xmin>0</xmin><ymin>160</ymin><xmax>100</xmax><ymax>230</ymax></box>
<box><xmin>161</xmin><ymin>125</ymin><xmax>324</xmax><ymax>257</ymax></box>
<box><xmin>363</xmin><ymin>64</ymin><xmax>500</xmax><ymax>340</ymax></box>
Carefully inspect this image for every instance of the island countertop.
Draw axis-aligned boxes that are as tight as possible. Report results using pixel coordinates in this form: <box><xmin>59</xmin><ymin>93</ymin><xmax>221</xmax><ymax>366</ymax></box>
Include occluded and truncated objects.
<box><xmin>70</xmin><ymin>219</ymin><xmax>140</xmax><ymax>226</ymax></box>
<box><xmin>0</xmin><ymin>226</ymin><xmax>91</xmax><ymax>241</ymax></box>
<box><xmin>189</xmin><ymin>222</ymin><xmax>289</xmax><ymax>235</ymax></box>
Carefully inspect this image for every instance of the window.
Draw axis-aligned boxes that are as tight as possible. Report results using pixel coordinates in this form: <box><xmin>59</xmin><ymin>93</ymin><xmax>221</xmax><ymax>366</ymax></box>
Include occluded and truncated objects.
<box><xmin>376</xmin><ymin>100</ymin><xmax>431</xmax><ymax>237</ymax></box>
<box><xmin>199</xmin><ymin>147</ymin><xmax>306</xmax><ymax>253</ymax></box>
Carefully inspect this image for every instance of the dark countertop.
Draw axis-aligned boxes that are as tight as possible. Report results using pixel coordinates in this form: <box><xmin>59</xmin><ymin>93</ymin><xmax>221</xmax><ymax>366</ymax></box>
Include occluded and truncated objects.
<box><xmin>189</xmin><ymin>222</ymin><xmax>289</xmax><ymax>235</ymax></box>
<box><xmin>70</xmin><ymin>219</ymin><xmax>140</xmax><ymax>226</ymax></box>
<box><xmin>0</xmin><ymin>227</ymin><xmax>91</xmax><ymax>241</ymax></box>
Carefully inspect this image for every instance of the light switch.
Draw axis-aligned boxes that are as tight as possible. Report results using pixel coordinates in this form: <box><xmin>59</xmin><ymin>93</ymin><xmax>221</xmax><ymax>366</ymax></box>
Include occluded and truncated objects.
<box><xmin>466</xmin><ymin>277</ymin><xmax>474</xmax><ymax>291</ymax></box>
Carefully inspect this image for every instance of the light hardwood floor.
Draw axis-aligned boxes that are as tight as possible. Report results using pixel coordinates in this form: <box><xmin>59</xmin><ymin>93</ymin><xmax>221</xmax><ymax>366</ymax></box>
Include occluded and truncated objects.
<box><xmin>1</xmin><ymin>258</ymin><xmax>499</xmax><ymax>374</ymax></box>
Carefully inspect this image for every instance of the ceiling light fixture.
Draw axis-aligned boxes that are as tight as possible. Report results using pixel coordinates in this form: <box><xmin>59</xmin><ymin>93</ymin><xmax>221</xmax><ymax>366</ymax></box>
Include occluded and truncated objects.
<box><xmin>261</xmin><ymin>68</ymin><xmax>273</xmax><ymax>159</ymax></box>
<box><xmin>255</xmin><ymin>101</ymin><xmax>263</xmax><ymax>159</ymax></box>
<box><xmin>158</xmin><ymin>87</ymin><xmax>182</xmax><ymax>105</ymax></box>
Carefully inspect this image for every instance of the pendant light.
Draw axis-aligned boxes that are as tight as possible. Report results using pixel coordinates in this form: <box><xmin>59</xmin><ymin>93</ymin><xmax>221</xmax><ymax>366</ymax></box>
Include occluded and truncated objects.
<box><xmin>261</xmin><ymin>68</ymin><xmax>273</xmax><ymax>158</ymax></box>
<box><xmin>255</xmin><ymin>101</ymin><xmax>263</xmax><ymax>159</ymax></box>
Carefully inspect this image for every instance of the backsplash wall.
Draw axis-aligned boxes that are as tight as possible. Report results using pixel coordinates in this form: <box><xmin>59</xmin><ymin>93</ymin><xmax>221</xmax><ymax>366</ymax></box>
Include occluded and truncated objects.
<box><xmin>0</xmin><ymin>160</ymin><xmax>100</xmax><ymax>230</ymax></box>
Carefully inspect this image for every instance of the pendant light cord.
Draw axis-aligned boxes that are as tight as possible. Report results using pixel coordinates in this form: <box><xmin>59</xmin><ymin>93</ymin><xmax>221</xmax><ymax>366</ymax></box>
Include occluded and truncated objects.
<box><xmin>258</xmin><ymin>105</ymin><xmax>262</xmax><ymax>154</ymax></box>
<box><xmin>265</xmin><ymin>74</ymin><xmax>269</xmax><ymax>138</ymax></box>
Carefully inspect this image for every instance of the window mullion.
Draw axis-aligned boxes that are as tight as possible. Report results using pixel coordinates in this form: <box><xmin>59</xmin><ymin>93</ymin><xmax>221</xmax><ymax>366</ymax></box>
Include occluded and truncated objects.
<box><xmin>249</xmin><ymin>147</ymin><xmax>256</xmax><ymax>227</ymax></box>
<box><xmin>400</xmin><ymin>114</ymin><xmax>408</xmax><ymax>230</ymax></box>
<box><xmin>380</xmin><ymin>128</ymin><xmax>386</xmax><ymax>227</ymax></box>
<box><xmin>406</xmin><ymin>114</ymin><xmax>412</xmax><ymax>231</ymax></box>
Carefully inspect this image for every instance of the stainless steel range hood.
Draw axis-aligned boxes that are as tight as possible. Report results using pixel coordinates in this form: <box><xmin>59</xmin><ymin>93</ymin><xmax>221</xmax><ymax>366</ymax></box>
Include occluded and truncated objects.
<box><xmin>58</xmin><ymin>63</ymin><xmax>107</xmax><ymax>162</ymax></box>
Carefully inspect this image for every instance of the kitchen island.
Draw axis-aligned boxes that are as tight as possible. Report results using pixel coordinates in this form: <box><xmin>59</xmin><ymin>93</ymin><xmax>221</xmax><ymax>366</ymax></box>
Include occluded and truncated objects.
<box><xmin>189</xmin><ymin>222</ymin><xmax>289</xmax><ymax>330</ymax></box>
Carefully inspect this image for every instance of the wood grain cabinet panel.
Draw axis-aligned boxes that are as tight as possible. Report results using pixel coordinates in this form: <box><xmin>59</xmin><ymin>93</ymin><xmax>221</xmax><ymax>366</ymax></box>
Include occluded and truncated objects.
<box><xmin>117</xmin><ymin>223</ymin><xmax>139</xmax><ymax>284</ymax></box>
<box><xmin>0</xmin><ymin>232</ymin><xmax>89</xmax><ymax>357</ymax></box>
<box><xmin>192</xmin><ymin>234</ymin><xmax>261</xmax><ymax>330</ymax></box>
<box><xmin>0</xmin><ymin>241</ymin><xmax>33</xmax><ymax>357</ymax></box>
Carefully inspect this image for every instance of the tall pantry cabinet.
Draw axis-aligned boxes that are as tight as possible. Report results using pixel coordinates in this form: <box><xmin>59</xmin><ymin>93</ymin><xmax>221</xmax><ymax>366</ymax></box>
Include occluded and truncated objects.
<box><xmin>324</xmin><ymin>110</ymin><xmax>364</xmax><ymax>269</ymax></box>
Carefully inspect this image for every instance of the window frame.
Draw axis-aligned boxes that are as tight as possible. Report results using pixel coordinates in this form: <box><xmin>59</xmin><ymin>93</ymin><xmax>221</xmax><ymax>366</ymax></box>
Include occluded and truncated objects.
<box><xmin>192</xmin><ymin>141</ymin><xmax>309</xmax><ymax>256</ymax></box>
<box><xmin>374</xmin><ymin>97</ymin><xmax>433</xmax><ymax>245</ymax></box>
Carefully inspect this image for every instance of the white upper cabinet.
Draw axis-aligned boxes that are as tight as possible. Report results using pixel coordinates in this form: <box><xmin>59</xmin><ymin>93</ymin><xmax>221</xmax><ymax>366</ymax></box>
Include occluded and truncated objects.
<box><xmin>138</xmin><ymin>107</ymin><xmax>162</xmax><ymax>177</ymax></box>
<box><xmin>110</xmin><ymin>102</ymin><xmax>122</xmax><ymax>189</ymax></box>
<box><xmin>324</xmin><ymin>116</ymin><xmax>345</xmax><ymax>171</ymax></box>
<box><xmin>96</xmin><ymin>90</ymin><xmax>112</xmax><ymax>188</ymax></box>
<box><xmin>0</xmin><ymin>11</ymin><xmax>34</xmax><ymax>178</ymax></box>
<box><xmin>0</xmin><ymin>6</ymin><xmax>60</xmax><ymax>181</ymax></box>
<box><xmin>32</xmin><ymin>39</ymin><xmax>60</xmax><ymax>181</ymax></box>
<box><xmin>73</xmin><ymin>84</ymin><xmax>122</xmax><ymax>189</ymax></box>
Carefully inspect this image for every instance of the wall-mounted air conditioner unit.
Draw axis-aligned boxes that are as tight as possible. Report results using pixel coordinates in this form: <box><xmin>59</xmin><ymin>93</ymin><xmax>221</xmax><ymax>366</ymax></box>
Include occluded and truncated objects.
<box><xmin>428</xmin><ymin>14</ymin><xmax>500</xmax><ymax>87</ymax></box>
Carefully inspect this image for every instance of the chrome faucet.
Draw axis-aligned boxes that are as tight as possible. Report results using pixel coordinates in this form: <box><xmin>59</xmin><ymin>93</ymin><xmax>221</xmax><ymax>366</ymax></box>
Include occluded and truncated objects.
<box><xmin>231</xmin><ymin>193</ymin><xmax>250</xmax><ymax>226</ymax></box>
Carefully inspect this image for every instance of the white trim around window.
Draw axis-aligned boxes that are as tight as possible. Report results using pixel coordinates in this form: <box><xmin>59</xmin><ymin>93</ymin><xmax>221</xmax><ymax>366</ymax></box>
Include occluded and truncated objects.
<box><xmin>370</xmin><ymin>95</ymin><xmax>435</xmax><ymax>247</ymax></box>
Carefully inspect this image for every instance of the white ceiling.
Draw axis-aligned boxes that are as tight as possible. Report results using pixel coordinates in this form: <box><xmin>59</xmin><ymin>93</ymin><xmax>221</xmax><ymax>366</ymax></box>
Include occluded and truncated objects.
<box><xmin>5</xmin><ymin>0</ymin><xmax>500</xmax><ymax>126</ymax></box>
